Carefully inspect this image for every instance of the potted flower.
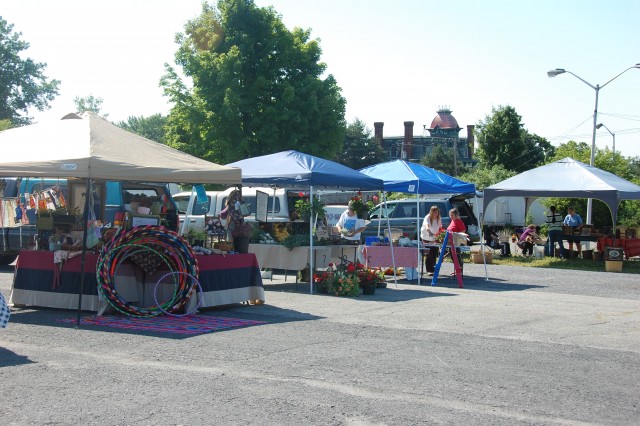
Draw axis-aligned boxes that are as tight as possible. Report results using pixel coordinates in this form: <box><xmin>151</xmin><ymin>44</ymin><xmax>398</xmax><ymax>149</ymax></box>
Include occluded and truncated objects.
<box><xmin>313</xmin><ymin>269</ymin><xmax>334</xmax><ymax>294</ymax></box>
<box><xmin>356</xmin><ymin>265</ymin><xmax>386</xmax><ymax>293</ymax></box>
<box><xmin>314</xmin><ymin>261</ymin><xmax>360</xmax><ymax>297</ymax></box>
<box><xmin>349</xmin><ymin>193</ymin><xmax>369</xmax><ymax>219</ymax></box>
<box><xmin>294</xmin><ymin>193</ymin><xmax>326</xmax><ymax>222</ymax></box>
<box><xmin>327</xmin><ymin>268</ymin><xmax>360</xmax><ymax>297</ymax></box>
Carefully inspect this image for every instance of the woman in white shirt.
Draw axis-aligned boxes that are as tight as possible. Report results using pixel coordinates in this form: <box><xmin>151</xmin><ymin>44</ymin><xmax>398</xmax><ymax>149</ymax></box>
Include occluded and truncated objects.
<box><xmin>420</xmin><ymin>206</ymin><xmax>443</xmax><ymax>275</ymax></box>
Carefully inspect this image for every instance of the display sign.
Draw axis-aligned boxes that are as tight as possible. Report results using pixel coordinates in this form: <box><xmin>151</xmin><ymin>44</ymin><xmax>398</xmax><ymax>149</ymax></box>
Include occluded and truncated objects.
<box><xmin>130</xmin><ymin>214</ymin><xmax>161</xmax><ymax>228</ymax></box>
<box><xmin>255</xmin><ymin>190</ymin><xmax>268</xmax><ymax>222</ymax></box>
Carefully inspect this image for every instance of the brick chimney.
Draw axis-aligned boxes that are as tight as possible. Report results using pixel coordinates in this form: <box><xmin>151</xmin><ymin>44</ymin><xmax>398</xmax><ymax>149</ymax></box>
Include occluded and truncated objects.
<box><xmin>404</xmin><ymin>121</ymin><xmax>414</xmax><ymax>159</ymax></box>
<box><xmin>466</xmin><ymin>124</ymin><xmax>475</xmax><ymax>158</ymax></box>
<box><xmin>374</xmin><ymin>122</ymin><xmax>384</xmax><ymax>147</ymax></box>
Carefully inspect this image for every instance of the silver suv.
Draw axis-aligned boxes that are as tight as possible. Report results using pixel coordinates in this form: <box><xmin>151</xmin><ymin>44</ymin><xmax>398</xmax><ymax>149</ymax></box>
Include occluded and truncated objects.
<box><xmin>363</xmin><ymin>195</ymin><xmax>480</xmax><ymax>242</ymax></box>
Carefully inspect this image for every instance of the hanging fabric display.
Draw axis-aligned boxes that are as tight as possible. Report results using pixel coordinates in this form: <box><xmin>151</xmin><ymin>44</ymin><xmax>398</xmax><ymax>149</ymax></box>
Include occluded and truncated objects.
<box><xmin>26</xmin><ymin>193</ymin><xmax>35</xmax><ymax>210</ymax></box>
<box><xmin>86</xmin><ymin>184</ymin><xmax>102</xmax><ymax>248</ymax></box>
<box><xmin>20</xmin><ymin>203</ymin><xmax>29</xmax><ymax>225</ymax></box>
<box><xmin>0</xmin><ymin>198</ymin><xmax>20</xmax><ymax>228</ymax></box>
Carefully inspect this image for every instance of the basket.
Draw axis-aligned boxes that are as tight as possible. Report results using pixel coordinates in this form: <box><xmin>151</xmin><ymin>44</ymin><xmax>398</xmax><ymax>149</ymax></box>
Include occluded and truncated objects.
<box><xmin>213</xmin><ymin>241</ymin><xmax>234</xmax><ymax>252</ymax></box>
<box><xmin>470</xmin><ymin>252</ymin><xmax>492</xmax><ymax>264</ymax></box>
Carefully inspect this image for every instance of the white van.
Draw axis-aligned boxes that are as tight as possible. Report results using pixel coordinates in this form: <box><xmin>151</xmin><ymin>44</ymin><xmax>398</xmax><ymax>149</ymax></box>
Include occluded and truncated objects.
<box><xmin>173</xmin><ymin>187</ymin><xmax>292</xmax><ymax>234</ymax></box>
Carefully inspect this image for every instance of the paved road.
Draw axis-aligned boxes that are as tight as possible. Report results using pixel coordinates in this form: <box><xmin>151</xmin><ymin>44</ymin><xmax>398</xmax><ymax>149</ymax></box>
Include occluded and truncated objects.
<box><xmin>1</xmin><ymin>261</ymin><xmax>639</xmax><ymax>425</ymax></box>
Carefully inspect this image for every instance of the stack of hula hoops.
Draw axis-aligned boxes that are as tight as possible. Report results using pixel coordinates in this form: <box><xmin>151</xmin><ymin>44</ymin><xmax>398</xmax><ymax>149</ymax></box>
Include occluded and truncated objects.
<box><xmin>96</xmin><ymin>225</ymin><xmax>200</xmax><ymax>317</ymax></box>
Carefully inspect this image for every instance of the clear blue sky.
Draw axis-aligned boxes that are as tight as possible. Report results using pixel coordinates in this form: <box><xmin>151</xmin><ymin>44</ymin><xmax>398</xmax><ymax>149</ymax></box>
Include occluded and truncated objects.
<box><xmin>4</xmin><ymin>0</ymin><xmax>640</xmax><ymax>157</ymax></box>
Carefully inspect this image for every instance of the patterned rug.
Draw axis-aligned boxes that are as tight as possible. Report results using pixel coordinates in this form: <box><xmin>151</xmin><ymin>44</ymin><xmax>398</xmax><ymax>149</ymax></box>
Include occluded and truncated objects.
<box><xmin>59</xmin><ymin>315</ymin><xmax>267</xmax><ymax>335</ymax></box>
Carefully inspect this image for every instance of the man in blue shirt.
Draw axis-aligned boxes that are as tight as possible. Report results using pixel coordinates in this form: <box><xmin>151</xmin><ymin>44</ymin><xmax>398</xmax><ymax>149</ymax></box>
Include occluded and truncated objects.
<box><xmin>563</xmin><ymin>206</ymin><xmax>583</xmax><ymax>255</ymax></box>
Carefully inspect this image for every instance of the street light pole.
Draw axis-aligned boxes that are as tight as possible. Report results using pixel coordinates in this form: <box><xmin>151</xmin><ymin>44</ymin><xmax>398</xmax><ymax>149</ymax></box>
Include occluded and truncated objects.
<box><xmin>547</xmin><ymin>63</ymin><xmax>640</xmax><ymax>224</ymax></box>
<box><xmin>596</xmin><ymin>123</ymin><xmax>616</xmax><ymax>155</ymax></box>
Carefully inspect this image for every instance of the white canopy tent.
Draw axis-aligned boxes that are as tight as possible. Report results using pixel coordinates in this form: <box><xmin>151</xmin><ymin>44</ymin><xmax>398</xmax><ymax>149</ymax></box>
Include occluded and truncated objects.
<box><xmin>483</xmin><ymin>158</ymin><xmax>640</xmax><ymax>230</ymax></box>
<box><xmin>0</xmin><ymin>112</ymin><xmax>242</xmax><ymax>322</ymax></box>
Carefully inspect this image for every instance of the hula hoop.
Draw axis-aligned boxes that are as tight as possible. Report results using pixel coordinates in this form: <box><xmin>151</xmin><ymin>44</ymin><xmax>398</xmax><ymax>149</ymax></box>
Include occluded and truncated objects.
<box><xmin>153</xmin><ymin>271</ymin><xmax>203</xmax><ymax>316</ymax></box>
<box><xmin>96</xmin><ymin>225</ymin><xmax>199</xmax><ymax>317</ymax></box>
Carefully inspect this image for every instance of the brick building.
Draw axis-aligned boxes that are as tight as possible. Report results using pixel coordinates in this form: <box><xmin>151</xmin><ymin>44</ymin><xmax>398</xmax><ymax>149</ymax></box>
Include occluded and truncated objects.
<box><xmin>374</xmin><ymin>107</ymin><xmax>477</xmax><ymax>167</ymax></box>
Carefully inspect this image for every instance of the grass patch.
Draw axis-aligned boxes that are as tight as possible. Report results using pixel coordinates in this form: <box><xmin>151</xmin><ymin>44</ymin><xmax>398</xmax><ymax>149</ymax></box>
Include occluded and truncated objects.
<box><xmin>477</xmin><ymin>254</ymin><xmax>640</xmax><ymax>273</ymax></box>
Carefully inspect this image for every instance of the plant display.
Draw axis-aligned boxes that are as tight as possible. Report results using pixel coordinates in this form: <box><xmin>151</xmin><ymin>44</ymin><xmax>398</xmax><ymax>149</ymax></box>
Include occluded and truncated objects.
<box><xmin>356</xmin><ymin>265</ymin><xmax>386</xmax><ymax>288</ymax></box>
<box><xmin>314</xmin><ymin>262</ymin><xmax>360</xmax><ymax>297</ymax></box>
<box><xmin>349</xmin><ymin>193</ymin><xmax>369</xmax><ymax>218</ymax></box>
<box><xmin>313</xmin><ymin>259</ymin><xmax>385</xmax><ymax>296</ymax></box>
<box><xmin>272</xmin><ymin>223</ymin><xmax>290</xmax><ymax>242</ymax></box>
<box><xmin>294</xmin><ymin>193</ymin><xmax>326</xmax><ymax>221</ymax></box>
<box><xmin>281</xmin><ymin>233</ymin><xmax>310</xmax><ymax>250</ymax></box>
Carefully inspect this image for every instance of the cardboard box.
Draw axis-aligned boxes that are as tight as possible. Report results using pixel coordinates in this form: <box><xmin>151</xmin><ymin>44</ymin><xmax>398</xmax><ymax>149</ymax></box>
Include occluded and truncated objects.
<box><xmin>471</xmin><ymin>252</ymin><xmax>492</xmax><ymax>264</ymax></box>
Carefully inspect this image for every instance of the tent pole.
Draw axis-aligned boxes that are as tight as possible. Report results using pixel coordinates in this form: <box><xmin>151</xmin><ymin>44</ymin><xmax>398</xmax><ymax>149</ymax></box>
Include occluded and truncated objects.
<box><xmin>477</xmin><ymin>194</ymin><xmax>489</xmax><ymax>281</ymax></box>
<box><xmin>180</xmin><ymin>186</ymin><xmax>196</xmax><ymax>236</ymax></box>
<box><xmin>76</xmin><ymin>176</ymin><xmax>92</xmax><ymax>326</ymax></box>
<box><xmin>383</xmin><ymin>192</ymin><xmax>398</xmax><ymax>287</ymax></box>
<box><xmin>309</xmin><ymin>186</ymin><xmax>314</xmax><ymax>294</ymax></box>
<box><xmin>416</xmin><ymin>195</ymin><xmax>421</xmax><ymax>286</ymax></box>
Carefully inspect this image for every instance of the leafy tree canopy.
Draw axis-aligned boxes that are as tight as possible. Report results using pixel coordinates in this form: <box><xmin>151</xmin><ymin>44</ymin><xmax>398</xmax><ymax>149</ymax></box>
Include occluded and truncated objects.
<box><xmin>421</xmin><ymin>144</ymin><xmax>470</xmax><ymax>177</ymax></box>
<box><xmin>458</xmin><ymin>163</ymin><xmax>516</xmax><ymax>191</ymax></box>
<box><xmin>475</xmin><ymin>105</ymin><xmax>554</xmax><ymax>173</ymax></box>
<box><xmin>161</xmin><ymin>0</ymin><xmax>346</xmax><ymax>164</ymax></box>
<box><xmin>337</xmin><ymin>118</ymin><xmax>385</xmax><ymax>170</ymax></box>
<box><xmin>117</xmin><ymin>114</ymin><xmax>168</xmax><ymax>144</ymax></box>
<box><xmin>0</xmin><ymin>18</ymin><xmax>60</xmax><ymax>126</ymax></box>
<box><xmin>74</xmin><ymin>94</ymin><xmax>107</xmax><ymax>118</ymax></box>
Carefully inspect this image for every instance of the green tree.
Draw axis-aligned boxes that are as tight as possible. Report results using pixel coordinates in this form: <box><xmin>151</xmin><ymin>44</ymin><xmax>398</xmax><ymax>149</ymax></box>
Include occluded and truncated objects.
<box><xmin>459</xmin><ymin>164</ymin><xmax>516</xmax><ymax>191</ymax></box>
<box><xmin>337</xmin><ymin>118</ymin><xmax>385</xmax><ymax>170</ymax></box>
<box><xmin>161</xmin><ymin>0</ymin><xmax>346</xmax><ymax>164</ymax></box>
<box><xmin>117</xmin><ymin>114</ymin><xmax>168</xmax><ymax>144</ymax></box>
<box><xmin>421</xmin><ymin>144</ymin><xmax>458</xmax><ymax>176</ymax></box>
<box><xmin>74</xmin><ymin>94</ymin><xmax>107</xmax><ymax>117</ymax></box>
<box><xmin>475</xmin><ymin>105</ymin><xmax>551</xmax><ymax>173</ymax></box>
<box><xmin>0</xmin><ymin>18</ymin><xmax>60</xmax><ymax>126</ymax></box>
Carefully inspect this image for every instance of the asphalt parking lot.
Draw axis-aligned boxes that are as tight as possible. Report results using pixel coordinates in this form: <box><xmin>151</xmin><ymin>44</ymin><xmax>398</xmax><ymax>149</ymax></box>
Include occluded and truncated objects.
<box><xmin>1</xmin><ymin>261</ymin><xmax>639</xmax><ymax>425</ymax></box>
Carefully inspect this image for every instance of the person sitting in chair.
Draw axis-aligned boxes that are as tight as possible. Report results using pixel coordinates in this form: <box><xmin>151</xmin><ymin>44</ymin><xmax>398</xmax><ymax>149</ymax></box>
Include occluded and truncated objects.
<box><xmin>485</xmin><ymin>226</ymin><xmax>500</xmax><ymax>248</ymax></box>
<box><xmin>486</xmin><ymin>226</ymin><xmax>511</xmax><ymax>257</ymax></box>
<box><xmin>517</xmin><ymin>224</ymin><xmax>540</xmax><ymax>256</ymax></box>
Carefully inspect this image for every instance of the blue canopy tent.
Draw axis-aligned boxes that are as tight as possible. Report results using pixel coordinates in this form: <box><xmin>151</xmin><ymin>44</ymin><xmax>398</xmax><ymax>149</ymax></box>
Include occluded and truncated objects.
<box><xmin>227</xmin><ymin>150</ymin><xmax>384</xmax><ymax>190</ymax></box>
<box><xmin>359</xmin><ymin>159</ymin><xmax>475</xmax><ymax>195</ymax></box>
<box><xmin>227</xmin><ymin>150</ymin><xmax>384</xmax><ymax>292</ymax></box>
<box><xmin>359</xmin><ymin>160</ymin><xmax>477</xmax><ymax>284</ymax></box>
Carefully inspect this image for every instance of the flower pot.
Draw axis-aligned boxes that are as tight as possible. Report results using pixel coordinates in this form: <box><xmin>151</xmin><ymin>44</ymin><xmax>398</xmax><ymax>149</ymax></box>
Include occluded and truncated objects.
<box><xmin>362</xmin><ymin>284</ymin><xmax>376</xmax><ymax>295</ymax></box>
<box><xmin>315</xmin><ymin>281</ymin><xmax>329</xmax><ymax>294</ymax></box>
<box><xmin>233</xmin><ymin>236</ymin><xmax>250</xmax><ymax>254</ymax></box>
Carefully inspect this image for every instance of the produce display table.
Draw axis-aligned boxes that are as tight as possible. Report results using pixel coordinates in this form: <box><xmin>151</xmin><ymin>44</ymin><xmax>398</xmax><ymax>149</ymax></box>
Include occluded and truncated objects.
<box><xmin>248</xmin><ymin>244</ymin><xmax>333</xmax><ymax>270</ymax></box>
<box><xmin>596</xmin><ymin>238</ymin><xmax>640</xmax><ymax>259</ymax></box>
<box><xmin>10</xmin><ymin>250</ymin><xmax>264</xmax><ymax>312</ymax></box>
<box><xmin>360</xmin><ymin>245</ymin><xmax>419</xmax><ymax>268</ymax></box>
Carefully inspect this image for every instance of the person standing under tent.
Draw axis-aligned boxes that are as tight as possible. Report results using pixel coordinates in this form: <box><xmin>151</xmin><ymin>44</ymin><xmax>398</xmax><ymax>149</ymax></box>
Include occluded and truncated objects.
<box><xmin>446</xmin><ymin>208</ymin><xmax>467</xmax><ymax>276</ymax></box>
<box><xmin>546</xmin><ymin>205</ymin><xmax>566</xmax><ymax>259</ymax></box>
<box><xmin>563</xmin><ymin>206</ymin><xmax>583</xmax><ymax>256</ymax></box>
<box><xmin>336</xmin><ymin>200</ymin><xmax>367</xmax><ymax>244</ymax></box>
<box><xmin>420</xmin><ymin>205</ymin><xmax>443</xmax><ymax>276</ymax></box>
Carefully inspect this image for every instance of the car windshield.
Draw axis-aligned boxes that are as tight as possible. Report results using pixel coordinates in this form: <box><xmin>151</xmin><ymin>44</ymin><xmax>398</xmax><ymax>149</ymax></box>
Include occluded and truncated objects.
<box><xmin>370</xmin><ymin>204</ymin><xmax>395</xmax><ymax>219</ymax></box>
